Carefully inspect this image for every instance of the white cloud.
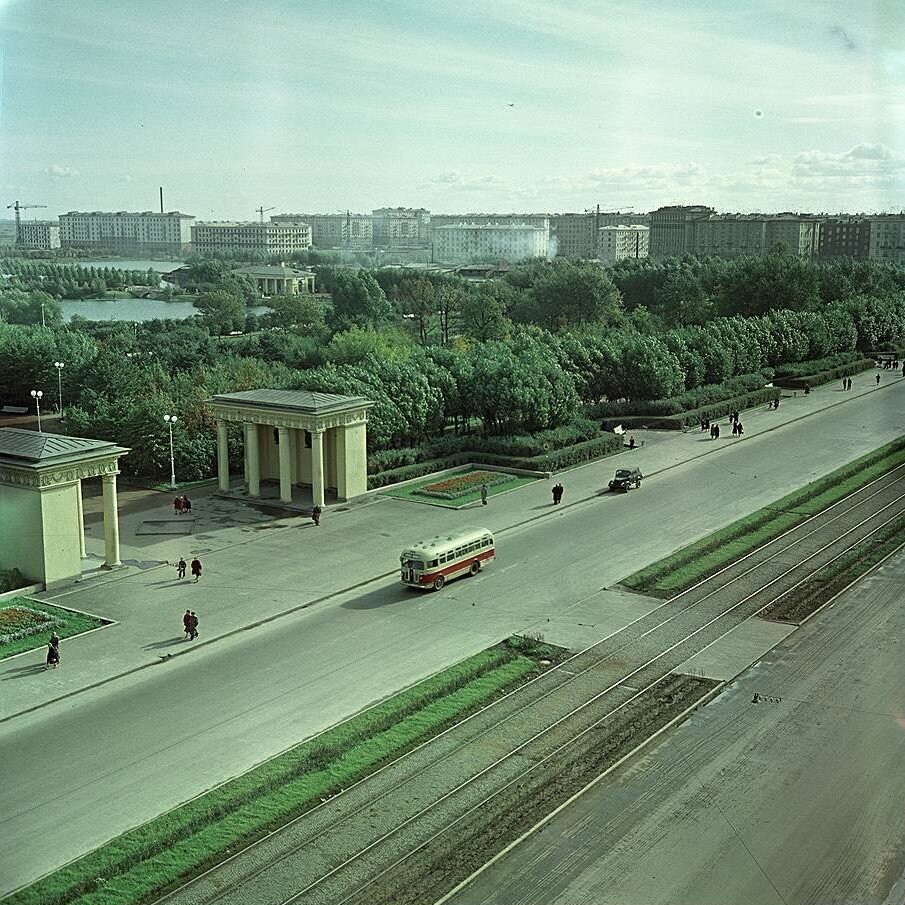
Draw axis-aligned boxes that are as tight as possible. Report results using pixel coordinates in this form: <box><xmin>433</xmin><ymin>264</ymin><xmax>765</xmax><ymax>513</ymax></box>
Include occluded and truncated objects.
<box><xmin>791</xmin><ymin>143</ymin><xmax>904</xmax><ymax>184</ymax></box>
<box><xmin>45</xmin><ymin>164</ymin><xmax>79</xmax><ymax>179</ymax></box>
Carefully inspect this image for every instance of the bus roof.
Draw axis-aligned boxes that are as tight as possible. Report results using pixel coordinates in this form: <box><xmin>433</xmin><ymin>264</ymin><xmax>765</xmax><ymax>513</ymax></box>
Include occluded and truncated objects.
<box><xmin>401</xmin><ymin>527</ymin><xmax>493</xmax><ymax>556</ymax></box>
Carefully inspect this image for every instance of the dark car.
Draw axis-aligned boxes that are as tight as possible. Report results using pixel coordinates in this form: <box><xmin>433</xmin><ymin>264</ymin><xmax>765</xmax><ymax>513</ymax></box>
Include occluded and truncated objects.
<box><xmin>609</xmin><ymin>467</ymin><xmax>643</xmax><ymax>492</ymax></box>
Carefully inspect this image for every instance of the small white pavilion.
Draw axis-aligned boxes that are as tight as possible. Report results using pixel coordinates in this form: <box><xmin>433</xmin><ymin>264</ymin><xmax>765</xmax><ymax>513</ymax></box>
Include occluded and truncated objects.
<box><xmin>207</xmin><ymin>390</ymin><xmax>374</xmax><ymax>506</ymax></box>
<box><xmin>0</xmin><ymin>429</ymin><xmax>129</xmax><ymax>588</ymax></box>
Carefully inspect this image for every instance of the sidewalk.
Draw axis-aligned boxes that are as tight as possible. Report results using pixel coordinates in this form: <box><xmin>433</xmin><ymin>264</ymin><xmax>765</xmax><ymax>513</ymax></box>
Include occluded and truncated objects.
<box><xmin>1</xmin><ymin>369</ymin><xmax>900</xmax><ymax>721</ymax></box>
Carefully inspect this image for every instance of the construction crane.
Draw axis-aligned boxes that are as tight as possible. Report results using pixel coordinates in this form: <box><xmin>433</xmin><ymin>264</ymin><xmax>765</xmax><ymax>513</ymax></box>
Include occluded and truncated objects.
<box><xmin>6</xmin><ymin>201</ymin><xmax>48</xmax><ymax>245</ymax></box>
<box><xmin>255</xmin><ymin>205</ymin><xmax>276</xmax><ymax>224</ymax></box>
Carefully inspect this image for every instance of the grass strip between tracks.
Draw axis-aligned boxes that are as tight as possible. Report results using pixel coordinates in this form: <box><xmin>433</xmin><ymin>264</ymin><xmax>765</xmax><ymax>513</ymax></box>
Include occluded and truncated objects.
<box><xmin>622</xmin><ymin>435</ymin><xmax>905</xmax><ymax>598</ymax></box>
<box><xmin>2</xmin><ymin>636</ymin><xmax>561</xmax><ymax>905</ymax></box>
<box><xmin>762</xmin><ymin>510</ymin><xmax>905</xmax><ymax>623</ymax></box>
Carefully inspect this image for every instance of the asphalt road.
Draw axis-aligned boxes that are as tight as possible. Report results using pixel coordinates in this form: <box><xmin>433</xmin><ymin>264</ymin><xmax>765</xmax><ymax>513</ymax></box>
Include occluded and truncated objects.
<box><xmin>448</xmin><ymin>548</ymin><xmax>905</xmax><ymax>905</ymax></box>
<box><xmin>1</xmin><ymin>385</ymin><xmax>904</xmax><ymax>897</ymax></box>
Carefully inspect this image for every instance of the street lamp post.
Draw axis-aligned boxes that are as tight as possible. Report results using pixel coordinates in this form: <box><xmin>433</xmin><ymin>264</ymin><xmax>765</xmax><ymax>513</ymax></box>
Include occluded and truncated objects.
<box><xmin>40</xmin><ymin>299</ymin><xmax>46</xmax><ymax>329</ymax></box>
<box><xmin>30</xmin><ymin>389</ymin><xmax>43</xmax><ymax>432</ymax></box>
<box><xmin>164</xmin><ymin>414</ymin><xmax>178</xmax><ymax>489</ymax></box>
<box><xmin>53</xmin><ymin>361</ymin><xmax>65</xmax><ymax>416</ymax></box>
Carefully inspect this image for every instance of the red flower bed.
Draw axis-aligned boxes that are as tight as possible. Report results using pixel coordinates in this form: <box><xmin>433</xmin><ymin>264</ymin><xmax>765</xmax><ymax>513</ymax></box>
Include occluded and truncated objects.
<box><xmin>0</xmin><ymin>607</ymin><xmax>51</xmax><ymax>632</ymax></box>
<box><xmin>418</xmin><ymin>471</ymin><xmax>506</xmax><ymax>499</ymax></box>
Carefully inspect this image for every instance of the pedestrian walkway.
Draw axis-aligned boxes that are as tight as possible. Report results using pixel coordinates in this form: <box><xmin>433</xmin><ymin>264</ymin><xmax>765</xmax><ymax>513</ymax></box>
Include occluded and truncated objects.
<box><xmin>0</xmin><ymin>370</ymin><xmax>900</xmax><ymax>721</ymax></box>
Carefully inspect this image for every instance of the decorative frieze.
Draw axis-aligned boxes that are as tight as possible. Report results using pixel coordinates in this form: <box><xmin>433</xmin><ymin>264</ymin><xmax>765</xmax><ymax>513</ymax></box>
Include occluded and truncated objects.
<box><xmin>208</xmin><ymin>404</ymin><xmax>368</xmax><ymax>432</ymax></box>
<box><xmin>0</xmin><ymin>457</ymin><xmax>121</xmax><ymax>489</ymax></box>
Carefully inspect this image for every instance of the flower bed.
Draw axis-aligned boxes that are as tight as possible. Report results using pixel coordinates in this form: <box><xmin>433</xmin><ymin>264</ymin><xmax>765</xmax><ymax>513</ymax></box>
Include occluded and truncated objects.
<box><xmin>417</xmin><ymin>471</ymin><xmax>508</xmax><ymax>500</ymax></box>
<box><xmin>0</xmin><ymin>606</ymin><xmax>62</xmax><ymax>645</ymax></box>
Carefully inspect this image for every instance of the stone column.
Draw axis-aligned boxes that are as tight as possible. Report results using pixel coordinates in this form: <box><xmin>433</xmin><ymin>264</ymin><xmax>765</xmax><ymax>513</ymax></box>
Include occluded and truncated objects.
<box><xmin>245</xmin><ymin>423</ymin><xmax>260</xmax><ymax>497</ymax></box>
<box><xmin>311</xmin><ymin>429</ymin><xmax>325</xmax><ymax>508</ymax></box>
<box><xmin>278</xmin><ymin>426</ymin><xmax>293</xmax><ymax>503</ymax></box>
<box><xmin>76</xmin><ymin>479</ymin><xmax>86</xmax><ymax>557</ymax></box>
<box><xmin>217</xmin><ymin>419</ymin><xmax>230</xmax><ymax>492</ymax></box>
<box><xmin>101</xmin><ymin>473</ymin><xmax>121</xmax><ymax>568</ymax></box>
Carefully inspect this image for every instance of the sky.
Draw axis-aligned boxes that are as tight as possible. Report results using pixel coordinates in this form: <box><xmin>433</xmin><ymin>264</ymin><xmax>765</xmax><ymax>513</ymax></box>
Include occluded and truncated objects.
<box><xmin>0</xmin><ymin>0</ymin><xmax>903</xmax><ymax>220</ymax></box>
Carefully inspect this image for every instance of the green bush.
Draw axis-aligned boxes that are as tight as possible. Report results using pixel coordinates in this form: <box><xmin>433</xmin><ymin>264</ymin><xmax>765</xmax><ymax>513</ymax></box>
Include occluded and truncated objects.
<box><xmin>773</xmin><ymin>351</ymin><xmax>864</xmax><ymax>378</ymax></box>
<box><xmin>589</xmin><ymin>372</ymin><xmax>773</xmax><ymax>419</ymax></box>
<box><xmin>773</xmin><ymin>358</ymin><xmax>873</xmax><ymax>389</ymax></box>
<box><xmin>599</xmin><ymin>386</ymin><xmax>780</xmax><ymax>432</ymax></box>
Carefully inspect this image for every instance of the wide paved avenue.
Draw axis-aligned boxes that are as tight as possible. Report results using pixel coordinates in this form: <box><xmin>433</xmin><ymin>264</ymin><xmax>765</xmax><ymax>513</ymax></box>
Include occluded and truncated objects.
<box><xmin>1</xmin><ymin>382</ymin><xmax>903</xmax><ymax>895</ymax></box>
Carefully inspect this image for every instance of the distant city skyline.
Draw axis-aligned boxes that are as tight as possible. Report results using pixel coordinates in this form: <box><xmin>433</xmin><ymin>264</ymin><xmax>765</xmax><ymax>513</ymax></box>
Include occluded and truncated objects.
<box><xmin>1</xmin><ymin>0</ymin><xmax>903</xmax><ymax>219</ymax></box>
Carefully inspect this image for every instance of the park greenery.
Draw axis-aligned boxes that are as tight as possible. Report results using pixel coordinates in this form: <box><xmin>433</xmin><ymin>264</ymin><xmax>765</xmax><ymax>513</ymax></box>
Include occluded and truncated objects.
<box><xmin>1</xmin><ymin>251</ymin><xmax>905</xmax><ymax>484</ymax></box>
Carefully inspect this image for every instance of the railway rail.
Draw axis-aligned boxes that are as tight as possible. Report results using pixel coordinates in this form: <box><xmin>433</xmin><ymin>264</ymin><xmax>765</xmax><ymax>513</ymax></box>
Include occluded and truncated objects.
<box><xmin>155</xmin><ymin>463</ymin><xmax>905</xmax><ymax>905</ymax></box>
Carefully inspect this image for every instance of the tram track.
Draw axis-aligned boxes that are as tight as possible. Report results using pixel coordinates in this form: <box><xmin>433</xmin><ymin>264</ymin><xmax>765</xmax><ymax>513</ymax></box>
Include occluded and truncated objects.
<box><xmin>155</xmin><ymin>463</ymin><xmax>905</xmax><ymax>905</ymax></box>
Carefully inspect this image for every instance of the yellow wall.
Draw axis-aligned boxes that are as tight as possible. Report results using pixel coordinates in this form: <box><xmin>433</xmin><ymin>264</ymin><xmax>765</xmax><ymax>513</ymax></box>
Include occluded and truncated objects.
<box><xmin>335</xmin><ymin>422</ymin><xmax>368</xmax><ymax>499</ymax></box>
<box><xmin>40</xmin><ymin>485</ymin><xmax>82</xmax><ymax>585</ymax></box>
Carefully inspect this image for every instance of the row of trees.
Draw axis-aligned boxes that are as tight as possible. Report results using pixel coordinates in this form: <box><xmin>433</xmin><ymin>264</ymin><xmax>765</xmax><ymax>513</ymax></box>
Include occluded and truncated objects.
<box><xmin>1</xmin><ymin>259</ymin><xmax>159</xmax><ymax>299</ymax></box>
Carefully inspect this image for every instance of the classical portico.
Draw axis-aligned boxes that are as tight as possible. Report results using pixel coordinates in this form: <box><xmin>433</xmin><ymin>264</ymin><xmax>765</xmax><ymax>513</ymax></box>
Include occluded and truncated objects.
<box><xmin>207</xmin><ymin>390</ymin><xmax>374</xmax><ymax>506</ymax></box>
<box><xmin>0</xmin><ymin>429</ymin><xmax>129</xmax><ymax>588</ymax></box>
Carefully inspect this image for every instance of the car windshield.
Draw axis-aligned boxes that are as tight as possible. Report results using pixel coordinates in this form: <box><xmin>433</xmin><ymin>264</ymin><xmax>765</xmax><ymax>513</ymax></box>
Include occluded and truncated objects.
<box><xmin>615</xmin><ymin>470</ymin><xmax>633</xmax><ymax>478</ymax></box>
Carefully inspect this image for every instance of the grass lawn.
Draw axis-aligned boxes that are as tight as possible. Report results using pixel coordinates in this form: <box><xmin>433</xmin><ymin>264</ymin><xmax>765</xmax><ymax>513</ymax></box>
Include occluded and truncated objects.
<box><xmin>380</xmin><ymin>467</ymin><xmax>538</xmax><ymax>508</ymax></box>
<box><xmin>0</xmin><ymin>598</ymin><xmax>110</xmax><ymax>660</ymax></box>
<box><xmin>622</xmin><ymin>436</ymin><xmax>905</xmax><ymax>597</ymax></box>
<box><xmin>5</xmin><ymin>636</ymin><xmax>562</xmax><ymax>905</ymax></box>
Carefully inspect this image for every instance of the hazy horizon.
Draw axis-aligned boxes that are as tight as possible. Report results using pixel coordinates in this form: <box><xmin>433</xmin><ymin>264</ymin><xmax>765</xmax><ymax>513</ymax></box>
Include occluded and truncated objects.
<box><xmin>1</xmin><ymin>0</ymin><xmax>903</xmax><ymax>220</ymax></box>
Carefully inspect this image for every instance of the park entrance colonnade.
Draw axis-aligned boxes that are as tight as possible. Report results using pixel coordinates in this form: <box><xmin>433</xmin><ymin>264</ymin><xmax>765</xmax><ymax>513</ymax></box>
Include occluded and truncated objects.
<box><xmin>206</xmin><ymin>390</ymin><xmax>374</xmax><ymax>506</ymax></box>
<box><xmin>0</xmin><ymin>428</ymin><xmax>129</xmax><ymax>588</ymax></box>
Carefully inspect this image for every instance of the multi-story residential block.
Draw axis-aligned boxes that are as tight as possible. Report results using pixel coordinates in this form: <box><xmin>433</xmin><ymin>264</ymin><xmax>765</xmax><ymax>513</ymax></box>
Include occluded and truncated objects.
<box><xmin>597</xmin><ymin>225</ymin><xmax>650</xmax><ymax>264</ymax></box>
<box><xmin>431</xmin><ymin>213</ymin><xmax>550</xmax><ymax>231</ymax></box>
<box><xmin>816</xmin><ymin>217</ymin><xmax>871</xmax><ymax>259</ymax></box>
<box><xmin>648</xmin><ymin>205</ymin><xmax>715</xmax><ymax>258</ymax></box>
<box><xmin>271</xmin><ymin>213</ymin><xmax>373</xmax><ymax>249</ymax></box>
<box><xmin>869</xmin><ymin>215</ymin><xmax>905</xmax><ymax>264</ymax></box>
<box><xmin>552</xmin><ymin>210</ymin><xmax>649</xmax><ymax>259</ymax></box>
<box><xmin>372</xmin><ymin>207</ymin><xmax>431</xmax><ymax>247</ymax></box>
<box><xmin>18</xmin><ymin>221</ymin><xmax>61</xmax><ymax>250</ymax></box>
<box><xmin>59</xmin><ymin>211</ymin><xmax>194</xmax><ymax>254</ymax></box>
<box><xmin>191</xmin><ymin>221</ymin><xmax>311</xmax><ymax>256</ymax></box>
<box><xmin>690</xmin><ymin>213</ymin><xmax>821</xmax><ymax>260</ymax></box>
<box><xmin>432</xmin><ymin>223</ymin><xmax>549</xmax><ymax>264</ymax></box>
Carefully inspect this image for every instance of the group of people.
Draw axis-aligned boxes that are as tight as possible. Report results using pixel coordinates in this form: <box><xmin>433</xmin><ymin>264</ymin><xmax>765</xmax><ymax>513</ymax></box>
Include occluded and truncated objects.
<box><xmin>182</xmin><ymin>610</ymin><xmax>200</xmax><ymax>640</ymax></box>
<box><xmin>699</xmin><ymin>412</ymin><xmax>745</xmax><ymax>440</ymax></box>
<box><xmin>879</xmin><ymin>358</ymin><xmax>900</xmax><ymax>370</ymax></box>
<box><xmin>173</xmin><ymin>495</ymin><xmax>193</xmax><ymax>516</ymax></box>
<box><xmin>175</xmin><ymin>557</ymin><xmax>202</xmax><ymax>581</ymax></box>
<box><xmin>551</xmin><ymin>482</ymin><xmax>565</xmax><ymax>505</ymax></box>
<box><xmin>45</xmin><ymin>632</ymin><xmax>60</xmax><ymax>669</ymax></box>
<box><xmin>842</xmin><ymin>377</ymin><xmax>853</xmax><ymax>390</ymax></box>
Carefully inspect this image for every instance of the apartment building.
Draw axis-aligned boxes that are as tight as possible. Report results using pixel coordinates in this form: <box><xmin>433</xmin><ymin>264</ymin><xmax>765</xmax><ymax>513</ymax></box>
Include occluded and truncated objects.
<box><xmin>191</xmin><ymin>221</ymin><xmax>312</xmax><ymax>256</ymax></box>
<box><xmin>18</xmin><ymin>221</ymin><xmax>61</xmax><ymax>250</ymax></box>
<box><xmin>271</xmin><ymin>213</ymin><xmax>373</xmax><ymax>249</ymax></box>
<box><xmin>59</xmin><ymin>211</ymin><xmax>194</xmax><ymax>254</ymax></box>
<box><xmin>431</xmin><ymin>213</ymin><xmax>550</xmax><ymax>231</ymax></box>
<box><xmin>869</xmin><ymin>215</ymin><xmax>905</xmax><ymax>264</ymax></box>
<box><xmin>648</xmin><ymin>205</ymin><xmax>715</xmax><ymax>258</ymax></box>
<box><xmin>597</xmin><ymin>225</ymin><xmax>650</xmax><ymax>264</ymax></box>
<box><xmin>816</xmin><ymin>217</ymin><xmax>871</xmax><ymax>259</ymax></box>
<box><xmin>551</xmin><ymin>210</ymin><xmax>649</xmax><ymax>259</ymax></box>
<box><xmin>372</xmin><ymin>207</ymin><xmax>431</xmax><ymax>247</ymax></box>
<box><xmin>432</xmin><ymin>223</ymin><xmax>549</xmax><ymax>264</ymax></box>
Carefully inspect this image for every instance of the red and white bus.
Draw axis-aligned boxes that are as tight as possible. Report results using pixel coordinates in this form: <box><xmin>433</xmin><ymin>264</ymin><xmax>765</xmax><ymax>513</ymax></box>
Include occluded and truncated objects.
<box><xmin>400</xmin><ymin>528</ymin><xmax>495</xmax><ymax>590</ymax></box>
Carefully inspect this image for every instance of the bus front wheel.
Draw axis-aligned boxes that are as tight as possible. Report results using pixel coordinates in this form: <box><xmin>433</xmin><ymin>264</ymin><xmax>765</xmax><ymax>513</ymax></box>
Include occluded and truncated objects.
<box><xmin>470</xmin><ymin>561</ymin><xmax>481</xmax><ymax>576</ymax></box>
<box><xmin>433</xmin><ymin>575</ymin><xmax>445</xmax><ymax>590</ymax></box>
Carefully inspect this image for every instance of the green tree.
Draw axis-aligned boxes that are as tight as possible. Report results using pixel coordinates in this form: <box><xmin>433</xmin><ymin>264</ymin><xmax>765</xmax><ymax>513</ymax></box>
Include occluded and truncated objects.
<box><xmin>194</xmin><ymin>288</ymin><xmax>245</xmax><ymax>335</ymax></box>
<box><xmin>330</xmin><ymin>270</ymin><xmax>395</xmax><ymax>331</ymax></box>
<box><xmin>458</xmin><ymin>282</ymin><xmax>513</xmax><ymax>342</ymax></box>
<box><xmin>395</xmin><ymin>275</ymin><xmax>436</xmax><ymax>343</ymax></box>
<box><xmin>265</xmin><ymin>293</ymin><xmax>331</xmax><ymax>335</ymax></box>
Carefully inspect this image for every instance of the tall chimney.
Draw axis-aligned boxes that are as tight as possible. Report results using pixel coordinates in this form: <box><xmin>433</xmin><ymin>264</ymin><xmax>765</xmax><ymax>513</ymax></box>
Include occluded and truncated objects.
<box><xmin>159</xmin><ymin>186</ymin><xmax>164</xmax><ymax>214</ymax></box>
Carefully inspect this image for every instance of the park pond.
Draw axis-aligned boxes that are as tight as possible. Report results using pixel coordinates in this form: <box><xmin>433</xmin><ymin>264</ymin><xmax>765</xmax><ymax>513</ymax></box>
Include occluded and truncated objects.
<box><xmin>78</xmin><ymin>258</ymin><xmax>185</xmax><ymax>273</ymax></box>
<box><xmin>61</xmin><ymin>298</ymin><xmax>270</xmax><ymax>323</ymax></box>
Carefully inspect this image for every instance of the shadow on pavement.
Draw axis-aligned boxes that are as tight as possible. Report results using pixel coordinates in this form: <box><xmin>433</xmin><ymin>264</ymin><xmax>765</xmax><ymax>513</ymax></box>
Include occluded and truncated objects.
<box><xmin>342</xmin><ymin>586</ymin><xmax>416</xmax><ymax>610</ymax></box>
<box><xmin>143</xmin><ymin>637</ymin><xmax>190</xmax><ymax>650</ymax></box>
<box><xmin>2</xmin><ymin>662</ymin><xmax>47</xmax><ymax>680</ymax></box>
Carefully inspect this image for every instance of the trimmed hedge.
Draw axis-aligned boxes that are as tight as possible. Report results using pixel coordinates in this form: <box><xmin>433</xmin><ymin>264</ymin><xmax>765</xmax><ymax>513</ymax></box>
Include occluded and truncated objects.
<box><xmin>773</xmin><ymin>357</ymin><xmax>873</xmax><ymax>390</ymax></box>
<box><xmin>588</xmin><ymin>372</ymin><xmax>773</xmax><ymax>419</ymax></box>
<box><xmin>599</xmin><ymin>385</ymin><xmax>780</xmax><ymax>432</ymax></box>
<box><xmin>773</xmin><ymin>351</ymin><xmax>864</xmax><ymax>379</ymax></box>
<box><xmin>367</xmin><ymin>433</ymin><xmax>624</xmax><ymax>490</ymax></box>
<box><xmin>367</xmin><ymin>418</ymin><xmax>602</xmax><ymax>476</ymax></box>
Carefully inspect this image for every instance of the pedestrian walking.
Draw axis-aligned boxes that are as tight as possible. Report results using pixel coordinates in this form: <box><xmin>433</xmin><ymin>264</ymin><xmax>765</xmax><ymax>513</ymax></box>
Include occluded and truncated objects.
<box><xmin>46</xmin><ymin>637</ymin><xmax>60</xmax><ymax>669</ymax></box>
<box><xmin>183</xmin><ymin>609</ymin><xmax>192</xmax><ymax>638</ymax></box>
<box><xmin>173</xmin><ymin>496</ymin><xmax>184</xmax><ymax>517</ymax></box>
<box><xmin>176</xmin><ymin>557</ymin><xmax>187</xmax><ymax>579</ymax></box>
<box><xmin>700</xmin><ymin>419</ymin><xmax>707</xmax><ymax>432</ymax></box>
<box><xmin>188</xmin><ymin>612</ymin><xmax>199</xmax><ymax>640</ymax></box>
<box><xmin>629</xmin><ymin>435</ymin><xmax>636</xmax><ymax>450</ymax></box>
<box><xmin>555</xmin><ymin>483</ymin><xmax>564</xmax><ymax>504</ymax></box>
<box><xmin>714</xmin><ymin>424</ymin><xmax>721</xmax><ymax>439</ymax></box>
<box><xmin>842</xmin><ymin>378</ymin><xmax>847</xmax><ymax>390</ymax></box>
<box><xmin>732</xmin><ymin>421</ymin><xmax>739</xmax><ymax>436</ymax></box>
<box><xmin>182</xmin><ymin>495</ymin><xmax>192</xmax><ymax>516</ymax></box>
<box><xmin>737</xmin><ymin>421</ymin><xmax>744</xmax><ymax>436</ymax></box>
<box><xmin>551</xmin><ymin>484</ymin><xmax>559</xmax><ymax>505</ymax></box>
<box><xmin>190</xmin><ymin>557</ymin><xmax>202</xmax><ymax>582</ymax></box>
<box><xmin>311</xmin><ymin>505</ymin><xmax>322</xmax><ymax>526</ymax></box>
<box><xmin>877</xmin><ymin>373</ymin><xmax>882</xmax><ymax>385</ymax></box>
<box><xmin>480</xmin><ymin>483</ymin><xmax>488</xmax><ymax>505</ymax></box>
<box><xmin>709</xmin><ymin>424</ymin><xmax>716</xmax><ymax>439</ymax></box>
